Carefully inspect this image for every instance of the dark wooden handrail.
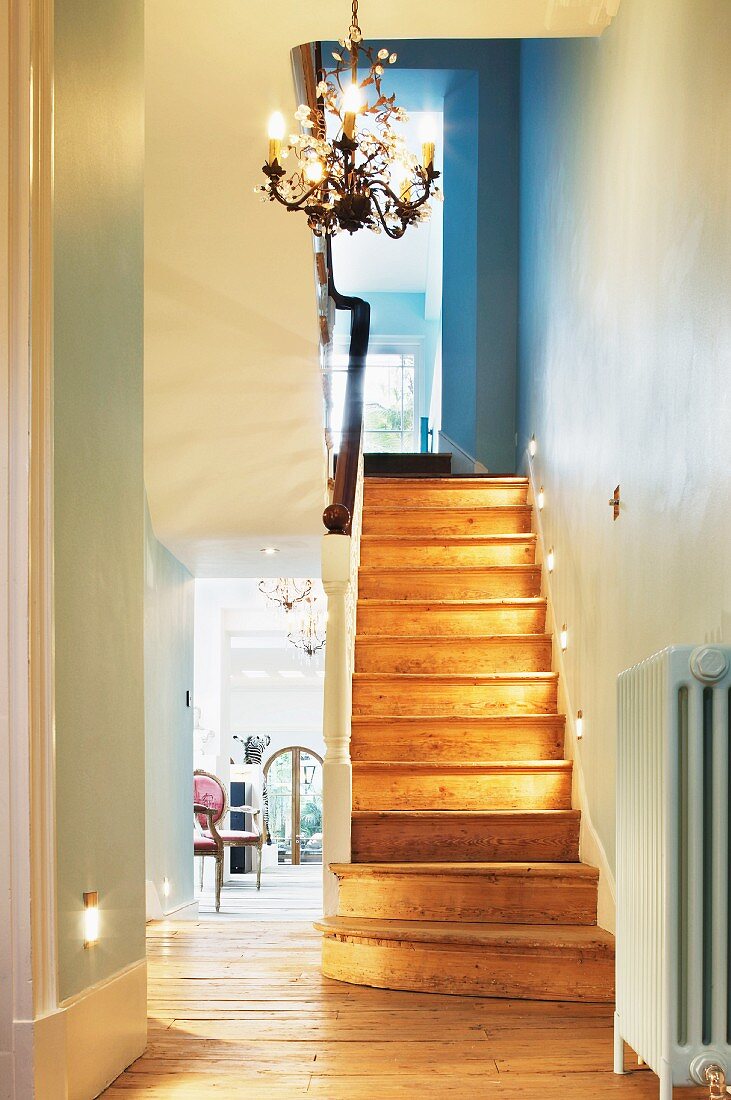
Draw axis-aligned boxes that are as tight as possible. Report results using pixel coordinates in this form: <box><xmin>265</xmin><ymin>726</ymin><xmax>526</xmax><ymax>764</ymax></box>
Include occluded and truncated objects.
<box><xmin>322</xmin><ymin>237</ymin><xmax>370</xmax><ymax>536</ymax></box>
<box><xmin>294</xmin><ymin>41</ymin><xmax>371</xmax><ymax>536</ymax></box>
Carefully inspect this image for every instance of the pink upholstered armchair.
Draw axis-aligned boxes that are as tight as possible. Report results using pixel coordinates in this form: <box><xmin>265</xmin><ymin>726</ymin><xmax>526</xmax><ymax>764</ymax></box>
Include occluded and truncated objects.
<box><xmin>193</xmin><ymin>769</ymin><xmax>263</xmax><ymax>912</ymax></box>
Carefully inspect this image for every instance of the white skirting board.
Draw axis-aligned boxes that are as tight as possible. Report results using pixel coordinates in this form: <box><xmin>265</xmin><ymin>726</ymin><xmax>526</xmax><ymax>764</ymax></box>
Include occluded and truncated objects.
<box><xmin>145</xmin><ymin>879</ymin><xmax>199</xmax><ymax>922</ymax></box>
<box><xmin>437</xmin><ymin>430</ymin><xmax>489</xmax><ymax>475</ymax></box>
<box><xmin>526</xmin><ymin>454</ymin><xmax>617</xmax><ymax>933</ymax></box>
<box><xmin>32</xmin><ymin>959</ymin><xmax>147</xmax><ymax>1099</ymax></box>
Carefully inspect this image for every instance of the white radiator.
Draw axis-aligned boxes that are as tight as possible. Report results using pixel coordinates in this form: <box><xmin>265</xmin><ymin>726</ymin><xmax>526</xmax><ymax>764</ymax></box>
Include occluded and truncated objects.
<box><xmin>615</xmin><ymin>645</ymin><xmax>731</xmax><ymax>1099</ymax></box>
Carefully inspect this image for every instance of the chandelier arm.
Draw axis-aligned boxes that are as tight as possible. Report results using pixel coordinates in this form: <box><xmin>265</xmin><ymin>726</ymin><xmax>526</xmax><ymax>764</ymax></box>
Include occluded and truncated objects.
<box><xmin>369</xmin><ymin>193</ymin><xmax>407</xmax><ymax>239</ymax></box>
<box><xmin>267</xmin><ymin>178</ymin><xmax>335</xmax><ymax>211</ymax></box>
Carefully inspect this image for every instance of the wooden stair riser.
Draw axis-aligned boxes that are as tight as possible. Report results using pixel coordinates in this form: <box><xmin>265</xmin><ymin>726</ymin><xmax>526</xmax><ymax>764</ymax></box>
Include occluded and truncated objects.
<box><xmin>353</xmin><ymin>675</ymin><xmax>558</xmax><ymax>717</ymax></box>
<box><xmin>356</xmin><ymin>601</ymin><xmax>546</xmax><ymax>637</ymax></box>
<box><xmin>350</xmin><ymin>716</ymin><xmax>566</xmax><ymax>763</ymax></box>
<box><xmin>333</xmin><ymin>867</ymin><xmax>598</xmax><ymax>926</ymax></box>
<box><xmin>320</xmin><ymin>936</ymin><xmax>614</xmax><ymax>1003</ymax></box>
<box><xmin>355</xmin><ymin>636</ymin><xmax>553</xmax><ymax>675</ymax></box>
<box><xmin>363</xmin><ymin>507</ymin><xmax>532</xmax><ymax>538</ymax></box>
<box><xmin>360</xmin><ymin>536</ymin><xmax>536</xmax><ymax>569</ymax></box>
<box><xmin>351</xmin><ymin>763</ymin><xmax>572</xmax><ymax>812</ymax></box>
<box><xmin>351</xmin><ymin>811</ymin><xmax>581</xmax><ymax>863</ymax></box>
<box><xmin>363</xmin><ymin>479</ymin><xmax>529</xmax><ymax>509</ymax></box>
<box><xmin>358</xmin><ymin>567</ymin><xmax>541</xmax><ymax>601</ymax></box>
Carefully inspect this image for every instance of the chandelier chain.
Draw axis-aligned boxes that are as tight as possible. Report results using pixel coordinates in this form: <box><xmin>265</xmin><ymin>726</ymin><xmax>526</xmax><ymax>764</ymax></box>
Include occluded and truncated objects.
<box><xmin>350</xmin><ymin>0</ymin><xmax>360</xmax><ymax>36</ymax></box>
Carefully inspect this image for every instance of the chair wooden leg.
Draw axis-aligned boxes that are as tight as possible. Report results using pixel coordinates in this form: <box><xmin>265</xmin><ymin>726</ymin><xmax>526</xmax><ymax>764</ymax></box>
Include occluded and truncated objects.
<box><xmin>257</xmin><ymin>842</ymin><xmax>263</xmax><ymax>890</ymax></box>
<box><xmin>215</xmin><ymin>854</ymin><xmax>223</xmax><ymax>912</ymax></box>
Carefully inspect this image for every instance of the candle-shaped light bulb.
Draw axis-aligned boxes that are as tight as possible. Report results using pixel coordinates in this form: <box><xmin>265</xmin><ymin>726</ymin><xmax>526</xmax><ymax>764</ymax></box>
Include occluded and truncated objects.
<box><xmin>267</xmin><ymin>111</ymin><xmax>285</xmax><ymax>164</ymax></box>
<box><xmin>420</xmin><ymin>115</ymin><xmax>438</xmax><ymax>172</ymax></box>
<box><xmin>341</xmin><ymin>83</ymin><xmax>363</xmax><ymax>139</ymax></box>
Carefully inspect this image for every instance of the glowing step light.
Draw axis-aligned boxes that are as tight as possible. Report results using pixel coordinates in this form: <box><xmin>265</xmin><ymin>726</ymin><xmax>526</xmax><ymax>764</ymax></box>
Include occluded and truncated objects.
<box><xmin>537</xmin><ymin>486</ymin><xmax>545</xmax><ymax>510</ymax></box>
<box><xmin>546</xmin><ymin>547</ymin><xmax>555</xmax><ymax>573</ymax></box>
<box><xmin>576</xmin><ymin>710</ymin><xmax>584</xmax><ymax>739</ymax></box>
<box><xmin>83</xmin><ymin>891</ymin><xmax>99</xmax><ymax>948</ymax></box>
<box><xmin>560</xmin><ymin>624</ymin><xmax>568</xmax><ymax>651</ymax></box>
<box><xmin>529</xmin><ymin>434</ymin><xmax>537</xmax><ymax>458</ymax></box>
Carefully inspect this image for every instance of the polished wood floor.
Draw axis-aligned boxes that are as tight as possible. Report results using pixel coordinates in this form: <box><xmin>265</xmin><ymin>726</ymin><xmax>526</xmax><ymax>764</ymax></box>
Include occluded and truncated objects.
<box><xmin>104</xmin><ymin>920</ymin><xmax>705</xmax><ymax>1098</ymax></box>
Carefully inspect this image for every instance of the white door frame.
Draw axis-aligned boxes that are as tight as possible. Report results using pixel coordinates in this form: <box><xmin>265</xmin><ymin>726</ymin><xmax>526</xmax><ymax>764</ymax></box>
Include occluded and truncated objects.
<box><xmin>3</xmin><ymin>0</ymin><xmax>57</xmax><ymax>1094</ymax></box>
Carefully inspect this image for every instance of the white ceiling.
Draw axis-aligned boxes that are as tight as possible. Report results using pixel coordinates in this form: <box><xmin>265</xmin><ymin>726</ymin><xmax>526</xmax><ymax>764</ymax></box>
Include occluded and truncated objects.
<box><xmin>144</xmin><ymin>0</ymin><xmax>621</xmax><ymax>578</ymax></box>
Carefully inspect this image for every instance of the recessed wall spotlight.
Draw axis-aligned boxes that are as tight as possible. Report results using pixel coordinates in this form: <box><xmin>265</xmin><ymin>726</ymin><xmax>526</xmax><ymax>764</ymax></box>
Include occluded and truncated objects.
<box><xmin>529</xmin><ymin>435</ymin><xmax>537</xmax><ymax>458</ymax></box>
<box><xmin>546</xmin><ymin>547</ymin><xmax>555</xmax><ymax>573</ymax></box>
<box><xmin>83</xmin><ymin>891</ymin><xmax>99</xmax><ymax>948</ymax></box>
<box><xmin>576</xmin><ymin>710</ymin><xmax>584</xmax><ymax>739</ymax></box>
<box><xmin>260</xmin><ymin>547</ymin><xmax>280</xmax><ymax>555</ymax></box>
<box><xmin>560</xmin><ymin>624</ymin><xmax>568</xmax><ymax>651</ymax></box>
<box><xmin>537</xmin><ymin>486</ymin><xmax>545</xmax><ymax>510</ymax></box>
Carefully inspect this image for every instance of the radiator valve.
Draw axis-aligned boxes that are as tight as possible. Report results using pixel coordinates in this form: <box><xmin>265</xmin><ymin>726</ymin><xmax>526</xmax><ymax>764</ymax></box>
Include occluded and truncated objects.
<box><xmin>705</xmin><ymin>1065</ymin><xmax>728</xmax><ymax>1099</ymax></box>
<box><xmin>689</xmin><ymin>1055</ymin><xmax>730</xmax><ymax>1096</ymax></box>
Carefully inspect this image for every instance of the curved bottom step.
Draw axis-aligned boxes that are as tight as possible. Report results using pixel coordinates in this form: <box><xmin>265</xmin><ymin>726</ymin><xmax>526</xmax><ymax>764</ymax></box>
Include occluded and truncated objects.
<box><xmin>316</xmin><ymin>916</ymin><xmax>615</xmax><ymax>1003</ymax></box>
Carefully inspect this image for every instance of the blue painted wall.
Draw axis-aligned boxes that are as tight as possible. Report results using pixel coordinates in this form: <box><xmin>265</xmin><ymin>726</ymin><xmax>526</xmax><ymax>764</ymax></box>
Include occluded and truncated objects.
<box><xmin>346</xmin><ymin>43</ymin><xmax>521</xmax><ymax>471</ymax></box>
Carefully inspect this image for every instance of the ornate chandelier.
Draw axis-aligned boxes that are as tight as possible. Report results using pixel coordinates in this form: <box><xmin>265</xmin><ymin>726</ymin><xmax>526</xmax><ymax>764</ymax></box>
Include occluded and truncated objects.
<box><xmin>287</xmin><ymin>596</ymin><xmax>326</xmax><ymax>659</ymax></box>
<box><xmin>258</xmin><ymin>577</ymin><xmax>312</xmax><ymax>614</ymax></box>
<box><xmin>258</xmin><ymin>0</ymin><xmax>441</xmax><ymax>239</ymax></box>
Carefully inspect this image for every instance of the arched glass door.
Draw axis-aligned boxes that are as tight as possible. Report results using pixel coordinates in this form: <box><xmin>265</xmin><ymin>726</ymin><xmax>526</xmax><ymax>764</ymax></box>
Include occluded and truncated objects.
<box><xmin>265</xmin><ymin>747</ymin><xmax>323</xmax><ymax>865</ymax></box>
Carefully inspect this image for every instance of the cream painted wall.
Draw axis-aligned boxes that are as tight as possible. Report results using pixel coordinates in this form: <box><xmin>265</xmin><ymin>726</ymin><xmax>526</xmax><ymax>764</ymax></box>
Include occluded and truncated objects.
<box><xmin>53</xmin><ymin>0</ymin><xmax>146</xmax><ymax>1001</ymax></box>
<box><xmin>518</xmin><ymin>0</ymin><xmax>731</xmax><ymax>874</ymax></box>
<box><xmin>144</xmin><ymin>503</ymin><xmax>195</xmax><ymax>916</ymax></box>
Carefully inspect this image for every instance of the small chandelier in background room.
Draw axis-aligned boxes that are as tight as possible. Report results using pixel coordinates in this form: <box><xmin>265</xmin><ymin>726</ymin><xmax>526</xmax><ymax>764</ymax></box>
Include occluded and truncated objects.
<box><xmin>287</xmin><ymin>595</ymin><xmax>327</xmax><ymax>660</ymax></box>
<box><xmin>258</xmin><ymin>0</ymin><xmax>441</xmax><ymax>239</ymax></box>
<box><xmin>258</xmin><ymin>577</ymin><xmax>313</xmax><ymax>615</ymax></box>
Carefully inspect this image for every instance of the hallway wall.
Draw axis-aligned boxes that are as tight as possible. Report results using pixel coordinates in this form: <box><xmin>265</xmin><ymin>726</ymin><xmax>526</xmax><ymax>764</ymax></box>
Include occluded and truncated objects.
<box><xmin>145</xmin><ymin>503</ymin><xmax>195</xmax><ymax>918</ymax></box>
<box><xmin>54</xmin><ymin>0</ymin><xmax>146</xmax><ymax>1002</ymax></box>
<box><xmin>518</xmin><ymin>0</ymin><xmax>731</xmax><ymax>876</ymax></box>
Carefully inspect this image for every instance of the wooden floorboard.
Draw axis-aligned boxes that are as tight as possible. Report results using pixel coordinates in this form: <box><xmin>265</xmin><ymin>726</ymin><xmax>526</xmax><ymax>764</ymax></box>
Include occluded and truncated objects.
<box><xmin>103</xmin><ymin>921</ymin><xmax>706</xmax><ymax>1098</ymax></box>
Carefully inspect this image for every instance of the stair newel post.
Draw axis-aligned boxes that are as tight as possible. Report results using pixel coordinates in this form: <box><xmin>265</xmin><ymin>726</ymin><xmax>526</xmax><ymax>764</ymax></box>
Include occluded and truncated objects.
<box><xmin>321</xmin><ymin>531</ymin><xmax>355</xmax><ymax>916</ymax></box>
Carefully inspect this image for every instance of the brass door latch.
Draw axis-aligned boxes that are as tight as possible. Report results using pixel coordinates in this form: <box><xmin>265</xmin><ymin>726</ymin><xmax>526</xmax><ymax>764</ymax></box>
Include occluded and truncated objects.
<box><xmin>609</xmin><ymin>485</ymin><xmax>621</xmax><ymax>520</ymax></box>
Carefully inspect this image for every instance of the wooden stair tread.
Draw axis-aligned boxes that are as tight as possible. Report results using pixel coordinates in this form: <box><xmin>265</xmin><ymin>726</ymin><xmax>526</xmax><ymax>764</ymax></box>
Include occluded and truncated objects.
<box><xmin>354</xmin><ymin>672</ymin><xmax>558</xmax><ymax>683</ymax></box>
<box><xmin>366</xmin><ymin>505</ymin><xmax>532</xmax><ymax>515</ymax></box>
<box><xmin>358</xmin><ymin>597</ymin><xmax>546</xmax><ymax>608</ymax></box>
<box><xmin>316</xmin><ymin>916</ymin><xmax>614</xmax><ymax>954</ymax></box>
<box><xmin>356</xmin><ymin>633</ymin><xmax>552</xmax><ymax>642</ymax></box>
<box><xmin>352</xmin><ymin>713</ymin><xmax>564</xmax><ymax>725</ymax></box>
<box><xmin>331</xmin><ymin>862</ymin><xmax>599</xmax><ymax>880</ymax></box>
<box><xmin>365</xmin><ymin>477</ymin><xmax>529</xmax><ymax>487</ymax></box>
<box><xmin>361</xmin><ymin>534</ymin><xmax>536</xmax><ymax>544</ymax></box>
<box><xmin>352</xmin><ymin>809</ymin><xmax>581</xmax><ymax>820</ymax></box>
<box><xmin>352</xmin><ymin>760</ymin><xmax>571</xmax><ymax>772</ymax></box>
<box><xmin>360</xmin><ymin>565</ymin><xmax>539</xmax><ymax>574</ymax></box>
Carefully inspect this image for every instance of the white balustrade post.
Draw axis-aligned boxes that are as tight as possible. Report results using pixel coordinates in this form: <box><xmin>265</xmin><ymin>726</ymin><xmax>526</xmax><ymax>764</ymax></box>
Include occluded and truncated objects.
<box><xmin>321</xmin><ymin>532</ymin><xmax>354</xmax><ymax>916</ymax></box>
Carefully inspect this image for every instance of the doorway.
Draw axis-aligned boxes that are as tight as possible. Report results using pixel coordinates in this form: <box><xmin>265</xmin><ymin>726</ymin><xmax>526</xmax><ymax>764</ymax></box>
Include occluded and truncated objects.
<box><xmin>265</xmin><ymin>747</ymin><xmax>323</xmax><ymax>866</ymax></box>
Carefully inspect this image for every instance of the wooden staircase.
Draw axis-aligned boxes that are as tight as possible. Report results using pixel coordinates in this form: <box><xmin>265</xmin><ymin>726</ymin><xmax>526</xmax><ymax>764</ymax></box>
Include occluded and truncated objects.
<box><xmin>316</xmin><ymin>475</ymin><xmax>615</xmax><ymax>1002</ymax></box>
